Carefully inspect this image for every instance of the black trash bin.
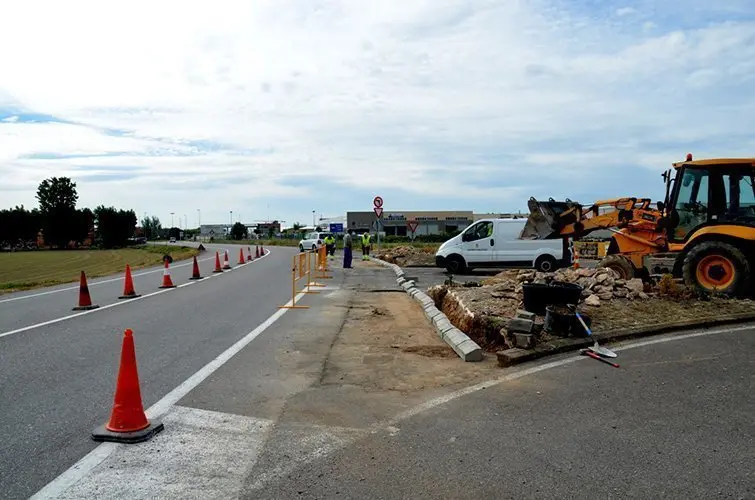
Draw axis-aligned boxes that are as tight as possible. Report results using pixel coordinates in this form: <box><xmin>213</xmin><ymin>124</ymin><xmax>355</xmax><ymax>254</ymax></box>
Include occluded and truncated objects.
<box><xmin>522</xmin><ymin>281</ymin><xmax>583</xmax><ymax>315</ymax></box>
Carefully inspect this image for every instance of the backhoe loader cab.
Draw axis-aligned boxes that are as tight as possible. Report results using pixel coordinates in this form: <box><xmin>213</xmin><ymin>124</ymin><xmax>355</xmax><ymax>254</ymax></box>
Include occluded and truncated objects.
<box><xmin>660</xmin><ymin>157</ymin><xmax>755</xmax><ymax>295</ymax></box>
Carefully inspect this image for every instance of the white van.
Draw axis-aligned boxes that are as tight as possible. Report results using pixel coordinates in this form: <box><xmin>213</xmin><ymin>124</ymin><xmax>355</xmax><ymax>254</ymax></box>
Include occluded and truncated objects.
<box><xmin>435</xmin><ymin>218</ymin><xmax>568</xmax><ymax>274</ymax></box>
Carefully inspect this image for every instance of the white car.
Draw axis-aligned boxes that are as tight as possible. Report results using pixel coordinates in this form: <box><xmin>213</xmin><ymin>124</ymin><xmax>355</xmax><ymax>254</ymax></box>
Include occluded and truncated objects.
<box><xmin>435</xmin><ymin>218</ymin><xmax>567</xmax><ymax>273</ymax></box>
<box><xmin>299</xmin><ymin>231</ymin><xmax>332</xmax><ymax>252</ymax></box>
<box><xmin>169</xmin><ymin>237</ymin><xmax>176</xmax><ymax>243</ymax></box>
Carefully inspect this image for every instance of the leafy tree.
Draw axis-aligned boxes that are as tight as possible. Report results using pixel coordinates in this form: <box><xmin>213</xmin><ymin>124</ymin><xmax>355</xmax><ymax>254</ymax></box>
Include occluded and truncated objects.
<box><xmin>0</xmin><ymin>206</ymin><xmax>43</xmax><ymax>243</ymax></box>
<box><xmin>140</xmin><ymin>215</ymin><xmax>162</xmax><ymax>240</ymax></box>
<box><xmin>94</xmin><ymin>205</ymin><xmax>137</xmax><ymax>248</ymax></box>
<box><xmin>36</xmin><ymin>177</ymin><xmax>78</xmax><ymax>213</ymax></box>
<box><xmin>231</xmin><ymin>222</ymin><xmax>248</xmax><ymax>240</ymax></box>
<box><xmin>36</xmin><ymin>177</ymin><xmax>79</xmax><ymax>247</ymax></box>
<box><xmin>292</xmin><ymin>222</ymin><xmax>302</xmax><ymax>231</ymax></box>
<box><xmin>168</xmin><ymin>227</ymin><xmax>181</xmax><ymax>239</ymax></box>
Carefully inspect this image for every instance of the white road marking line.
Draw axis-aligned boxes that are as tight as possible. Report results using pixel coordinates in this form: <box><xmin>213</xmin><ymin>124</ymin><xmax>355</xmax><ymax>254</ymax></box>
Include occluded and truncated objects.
<box><xmin>0</xmin><ymin>255</ymin><xmax>217</xmax><ymax>304</ymax></box>
<box><xmin>245</xmin><ymin>324</ymin><xmax>754</xmax><ymax>492</ymax></box>
<box><xmin>30</xmin><ymin>281</ymin><xmax>306</xmax><ymax>500</ymax></box>
<box><xmin>53</xmin><ymin>407</ymin><xmax>275</xmax><ymax>500</ymax></box>
<box><xmin>0</xmin><ymin>250</ymin><xmax>270</xmax><ymax>339</ymax></box>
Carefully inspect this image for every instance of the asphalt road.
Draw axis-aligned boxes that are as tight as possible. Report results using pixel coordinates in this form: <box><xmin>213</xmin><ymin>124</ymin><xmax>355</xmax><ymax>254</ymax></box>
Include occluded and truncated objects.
<box><xmin>0</xmin><ymin>243</ymin><xmax>297</xmax><ymax>500</ymax></box>
<box><xmin>253</xmin><ymin>327</ymin><xmax>754</xmax><ymax>499</ymax></box>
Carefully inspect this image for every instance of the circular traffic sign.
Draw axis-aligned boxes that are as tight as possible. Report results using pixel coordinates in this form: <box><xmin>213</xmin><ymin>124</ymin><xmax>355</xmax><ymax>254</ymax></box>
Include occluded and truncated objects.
<box><xmin>373</xmin><ymin>196</ymin><xmax>383</xmax><ymax>208</ymax></box>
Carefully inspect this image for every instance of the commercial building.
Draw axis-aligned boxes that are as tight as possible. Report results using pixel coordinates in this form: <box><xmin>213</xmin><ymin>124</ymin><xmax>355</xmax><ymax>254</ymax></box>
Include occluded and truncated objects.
<box><xmin>346</xmin><ymin>211</ymin><xmax>474</xmax><ymax>236</ymax></box>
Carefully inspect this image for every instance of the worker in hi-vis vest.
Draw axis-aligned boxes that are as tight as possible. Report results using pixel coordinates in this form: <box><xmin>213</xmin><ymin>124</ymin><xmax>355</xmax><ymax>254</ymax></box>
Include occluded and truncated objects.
<box><xmin>361</xmin><ymin>232</ymin><xmax>371</xmax><ymax>261</ymax></box>
<box><xmin>324</xmin><ymin>234</ymin><xmax>336</xmax><ymax>258</ymax></box>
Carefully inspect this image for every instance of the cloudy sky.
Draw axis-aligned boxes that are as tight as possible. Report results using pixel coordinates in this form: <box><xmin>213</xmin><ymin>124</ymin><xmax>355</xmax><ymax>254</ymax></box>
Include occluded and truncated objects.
<box><xmin>1</xmin><ymin>0</ymin><xmax>754</xmax><ymax>228</ymax></box>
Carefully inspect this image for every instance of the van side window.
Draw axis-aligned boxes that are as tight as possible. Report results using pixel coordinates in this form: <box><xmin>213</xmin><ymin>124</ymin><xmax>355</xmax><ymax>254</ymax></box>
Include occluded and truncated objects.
<box><xmin>464</xmin><ymin>221</ymin><xmax>494</xmax><ymax>242</ymax></box>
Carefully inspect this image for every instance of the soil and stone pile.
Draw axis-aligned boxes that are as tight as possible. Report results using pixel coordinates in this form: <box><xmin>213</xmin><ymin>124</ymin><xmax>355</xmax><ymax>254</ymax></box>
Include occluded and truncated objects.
<box><xmin>377</xmin><ymin>246</ymin><xmax>436</xmax><ymax>267</ymax></box>
<box><xmin>480</xmin><ymin>267</ymin><xmax>650</xmax><ymax>308</ymax></box>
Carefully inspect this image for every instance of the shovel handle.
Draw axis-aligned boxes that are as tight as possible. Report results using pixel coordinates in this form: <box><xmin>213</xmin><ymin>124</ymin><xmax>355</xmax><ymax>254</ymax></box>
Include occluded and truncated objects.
<box><xmin>583</xmin><ymin>350</ymin><xmax>620</xmax><ymax>368</ymax></box>
<box><xmin>571</xmin><ymin>309</ymin><xmax>593</xmax><ymax>337</ymax></box>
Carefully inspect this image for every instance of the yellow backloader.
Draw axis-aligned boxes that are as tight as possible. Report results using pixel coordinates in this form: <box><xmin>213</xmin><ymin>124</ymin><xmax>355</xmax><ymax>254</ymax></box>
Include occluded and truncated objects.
<box><xmin>522</xmin><ymin>155</ymin><xmax>755</xmax><ymax>297</ymax></box>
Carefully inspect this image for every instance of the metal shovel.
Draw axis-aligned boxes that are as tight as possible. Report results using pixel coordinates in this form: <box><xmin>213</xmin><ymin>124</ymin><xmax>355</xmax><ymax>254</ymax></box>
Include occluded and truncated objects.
<box><xmin>568</xmin><ymin>305</ymin><xmax>617</xmax><ymax>358</ymax></box>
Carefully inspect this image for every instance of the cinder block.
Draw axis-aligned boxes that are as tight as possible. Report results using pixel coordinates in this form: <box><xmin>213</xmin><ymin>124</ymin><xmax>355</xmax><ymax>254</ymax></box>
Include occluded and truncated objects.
<box><xmin>438</xmin><ymin>325</ymin><xmax>457</xmax><ymax>342</ymax></box>
<box><xmin>507</xmin><ymin>317</ymin><xmax>534</xmax><ymax>334</ymax></box>
<box><xmin>452</xmin><ymin>339</ymin><xmax>483</xmax><ymax>362</ymax></box>
<box><xmin>424</xmin><ymin>306</ymin><xmax>442</xmax><ymax>322</ymax></box>
<box><xmin>432</xmin><ymin>313</ymin><xmax>450</xmax><ymax>329</ymax></box>
<box><xmin>515</xmin><ymin>309</ymin><xmax>536</xmax><ymax>321</ymax></box>
<box><xmin>396</xmin><ymin>277</ymin><xmax>406</xmax><ymax>285</ymax></box>
<box><xmin>513</xmin><ymin>333</ymin><xmax>536</xmax><ymax>349</ymax></box>
<box><xmin>443</xmin><ymin>327</ymin><xmax>469</xmax><ymax>348</ymax></box>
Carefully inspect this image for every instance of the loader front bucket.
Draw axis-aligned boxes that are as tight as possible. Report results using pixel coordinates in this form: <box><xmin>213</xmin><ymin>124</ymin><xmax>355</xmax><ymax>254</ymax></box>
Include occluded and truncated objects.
<box><xmin>520</xmin><ymin>197</ymin><xmax>581</xmax><ymax>239</ymax></box>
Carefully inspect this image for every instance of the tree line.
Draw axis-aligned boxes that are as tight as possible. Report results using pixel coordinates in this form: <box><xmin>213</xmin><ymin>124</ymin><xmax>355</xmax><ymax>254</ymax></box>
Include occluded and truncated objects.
<box><xmin>0</xmin><ymin>177</ymin><xmax>142</xmax><ymax>250</ymax></box>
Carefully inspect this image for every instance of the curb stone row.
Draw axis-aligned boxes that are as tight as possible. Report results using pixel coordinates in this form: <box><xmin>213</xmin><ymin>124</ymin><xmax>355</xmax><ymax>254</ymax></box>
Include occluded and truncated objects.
<box><xmin>373</xmin><ymin>258</ymin><xmax>483</xmax><ymax>362</ymax></box>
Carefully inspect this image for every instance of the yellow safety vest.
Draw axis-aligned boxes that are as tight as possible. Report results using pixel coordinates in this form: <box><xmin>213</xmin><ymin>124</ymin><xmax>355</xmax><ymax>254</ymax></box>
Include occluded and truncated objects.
<box><xmin>362</xmin><ymin>234</ymin><xmax>370</xmax><ymax>245</ymax></box>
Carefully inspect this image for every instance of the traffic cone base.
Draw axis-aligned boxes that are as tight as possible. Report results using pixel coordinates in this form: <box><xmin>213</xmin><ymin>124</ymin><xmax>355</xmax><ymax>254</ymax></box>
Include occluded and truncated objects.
<box><xmin>73</xmin><ymin>271</ymin><xmax>100</xmax><ymax>310</ymax></box>
<box><xmin>92</xmin><ymin>329</ymin><xmax>164</xmax><ymax>444</ymax></box>
<box><xmin>92</xmin><ymin>419</ymin><xmax>164</xmax><ymax>444</ymax></box>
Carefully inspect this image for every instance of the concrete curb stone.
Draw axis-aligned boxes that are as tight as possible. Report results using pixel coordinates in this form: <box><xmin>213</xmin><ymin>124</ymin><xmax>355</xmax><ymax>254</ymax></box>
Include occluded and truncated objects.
<box><xmin>372</xmin><ymin>257</ymin><xmax>483</xmax><ymax>362</ymax></box>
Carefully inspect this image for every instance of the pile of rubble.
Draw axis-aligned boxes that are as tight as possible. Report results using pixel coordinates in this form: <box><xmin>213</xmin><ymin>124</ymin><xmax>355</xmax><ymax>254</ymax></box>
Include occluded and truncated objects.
<box><xmin>479</xmin><ymin>266</ymin><xmax>650</xmax><ymax>307</ymax></box>
<box><xmin>376</xmin><ymin>246</ymin><xmax>436</xmax><ymax>267</ymax></box>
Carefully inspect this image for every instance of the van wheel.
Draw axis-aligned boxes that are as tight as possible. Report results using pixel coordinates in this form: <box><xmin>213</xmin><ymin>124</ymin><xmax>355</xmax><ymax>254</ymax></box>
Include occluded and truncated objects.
<box><xmin>299</xmin><ymin>245</ymin><xmax>304</xmax><ymax>252</ymax></box>
<box><xmin>535</xmin><ymin>255</ymin><xmax>558</xmax><ymax>273</ymax></box>
<box><xmin>445</xmin><ymin>255</ymin><xmax>467</xmax><ymax>274</ymax></box>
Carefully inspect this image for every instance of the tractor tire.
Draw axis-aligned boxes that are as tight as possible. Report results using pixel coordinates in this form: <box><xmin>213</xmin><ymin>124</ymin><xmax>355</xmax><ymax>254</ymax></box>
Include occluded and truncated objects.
<box><xmin>598</xmin><ymin>254</ymin><xmax>635</xmax><ymax>280</ymax></box>
<box><xmin>682</xmin><ymin>241</ymin><xmax>750</xmax><ymax>297</ymax></box>
<box><xmin>445</xmin><ymin>254</ymin><xmax>467</xmax><ymax>274</ymax></box>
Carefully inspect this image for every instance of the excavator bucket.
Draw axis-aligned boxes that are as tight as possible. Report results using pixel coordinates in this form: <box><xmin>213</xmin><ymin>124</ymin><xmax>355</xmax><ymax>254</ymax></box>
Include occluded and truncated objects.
<box><xmin>521</xmin><ymin>197</ymin><xmax>581</xmax><ymax>240</ymax></box>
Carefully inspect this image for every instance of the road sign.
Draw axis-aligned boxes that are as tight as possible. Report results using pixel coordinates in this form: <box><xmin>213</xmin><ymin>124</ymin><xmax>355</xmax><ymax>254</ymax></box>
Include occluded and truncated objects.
<box><xmin>374</xmin><ymin>207</ymin><xmax>383</xmax><ymax>218</ymax></box>
<box><xmin>407</xmin><ymin>220</ymin><xmax>419</xmax><ymax>233</ymax></box>
<box><xmin>373</xmin><ymin>196</ymin><xmax>383</xmax><ymax>208</ymax></box>
<box><xmin>329</xmin><ymin>223</ymin><xmax>344</xmax><ymax>233</ymax></box>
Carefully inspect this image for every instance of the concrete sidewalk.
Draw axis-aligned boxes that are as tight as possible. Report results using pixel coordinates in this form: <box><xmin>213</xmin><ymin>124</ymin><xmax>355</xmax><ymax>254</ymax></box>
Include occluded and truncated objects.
<box><xmin>39</xmin><ymin>257</ymin><xmax>496</xmax><ymax>499</ymax></box>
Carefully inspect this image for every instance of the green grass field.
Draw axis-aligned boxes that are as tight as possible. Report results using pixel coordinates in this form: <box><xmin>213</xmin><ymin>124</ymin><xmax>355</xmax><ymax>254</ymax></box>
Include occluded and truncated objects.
<box><xmin>0</xmin><ymin>245</ymin><xmax>199</xmax><ymax>294</ymax></box>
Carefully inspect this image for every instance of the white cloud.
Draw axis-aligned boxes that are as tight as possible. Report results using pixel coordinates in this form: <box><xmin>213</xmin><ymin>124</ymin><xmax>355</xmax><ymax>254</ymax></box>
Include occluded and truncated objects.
<box><xmin>615</xmin><ymin>7</ymin><xmax>636</xmax><ymax>17</ymax></box>
<box><xmin>0</xmin><ymin>0</ymin><xmax>754</xmax><ymax>225</ymax></box>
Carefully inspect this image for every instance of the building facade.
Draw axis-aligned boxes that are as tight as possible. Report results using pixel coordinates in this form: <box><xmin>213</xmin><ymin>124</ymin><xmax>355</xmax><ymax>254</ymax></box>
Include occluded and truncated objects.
<box><xmin>346</xmin><ymin>211</ymin><xmax>474</xmax><ymax>236</ymax></box>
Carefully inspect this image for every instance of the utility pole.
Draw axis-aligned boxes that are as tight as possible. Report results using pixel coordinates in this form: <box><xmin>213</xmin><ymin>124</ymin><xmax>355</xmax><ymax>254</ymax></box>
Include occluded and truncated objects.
<box><xmin>170</xmin><ymin>212</ymin><xmax>174</xmax><ymax>228</ymax></box>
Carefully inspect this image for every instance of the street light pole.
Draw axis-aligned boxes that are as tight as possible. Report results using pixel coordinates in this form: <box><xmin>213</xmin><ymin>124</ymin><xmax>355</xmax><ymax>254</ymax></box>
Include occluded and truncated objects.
<box><xmin>170</xmin><ymin>212</ymin><xmax>174</xmax><ymax>228</ymax></box>
<box><xmin>312</xmin><ymin>210</ymin><xmax>315</xmax><ymax>228</ymax></box>
<box><xmin>197</xmin><ymin>209</ymin><xmax>201</xmax><ymax>229</ymax></box>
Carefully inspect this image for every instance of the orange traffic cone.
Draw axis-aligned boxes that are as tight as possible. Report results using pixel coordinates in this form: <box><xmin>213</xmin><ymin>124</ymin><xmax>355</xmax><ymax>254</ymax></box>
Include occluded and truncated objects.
<box><xmin>189</xmin><ymin>255</ymin><xmax>203</xmax><ymax>280</ymax></box>
<box><xmin>73</xmin><ymin>271</ymin><xmax>99</xmax><ymax>310</ymax></box>
<box><xmin>92</xmin><ymin>329</ymin><xmax>164</xmax><ymax>443</ymax></box>
<box><xmin>255</xmin><ymin>245</ymin><xmax>260</xmax><ymax>258</ymax></box>
<box><xmin>119</xmin><ymin>265</ymin><xmax>140</xmax><ymax>299</ymax></box>
<box><xmin>260</xmin><ymin>245</ymin><xmax>265</xmax><ymax>256</ymax></box>
<box><xmin>213</xmin><ymin>251</ymin><xmax>223</xmax><ymax>273</ymax></box>
<box><xmin>247</xmin><ymin>246</ymin><xmax>252</xmax><ymax>262</ymax></box>
<box><xmin>238</xmin><ymin>247</ymin><xmax>245</xmax><ymax>265</ymax></box>
<box><xmin>222</xmin><ymin>250</ymin><xmax>231</xmax><ymax>270</ymax></box>
<box><xmin>159</xmin><ymin>260</ymin><xmax>176</xmax><ymax>288</ymax></box>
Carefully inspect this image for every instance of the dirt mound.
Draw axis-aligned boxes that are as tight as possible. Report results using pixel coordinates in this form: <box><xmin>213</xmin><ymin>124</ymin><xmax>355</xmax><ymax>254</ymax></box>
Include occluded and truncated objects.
<box><xmin>377</xmin><ymin>246</ymin><xmax>436</xmax><ymax>267</ymax></box>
